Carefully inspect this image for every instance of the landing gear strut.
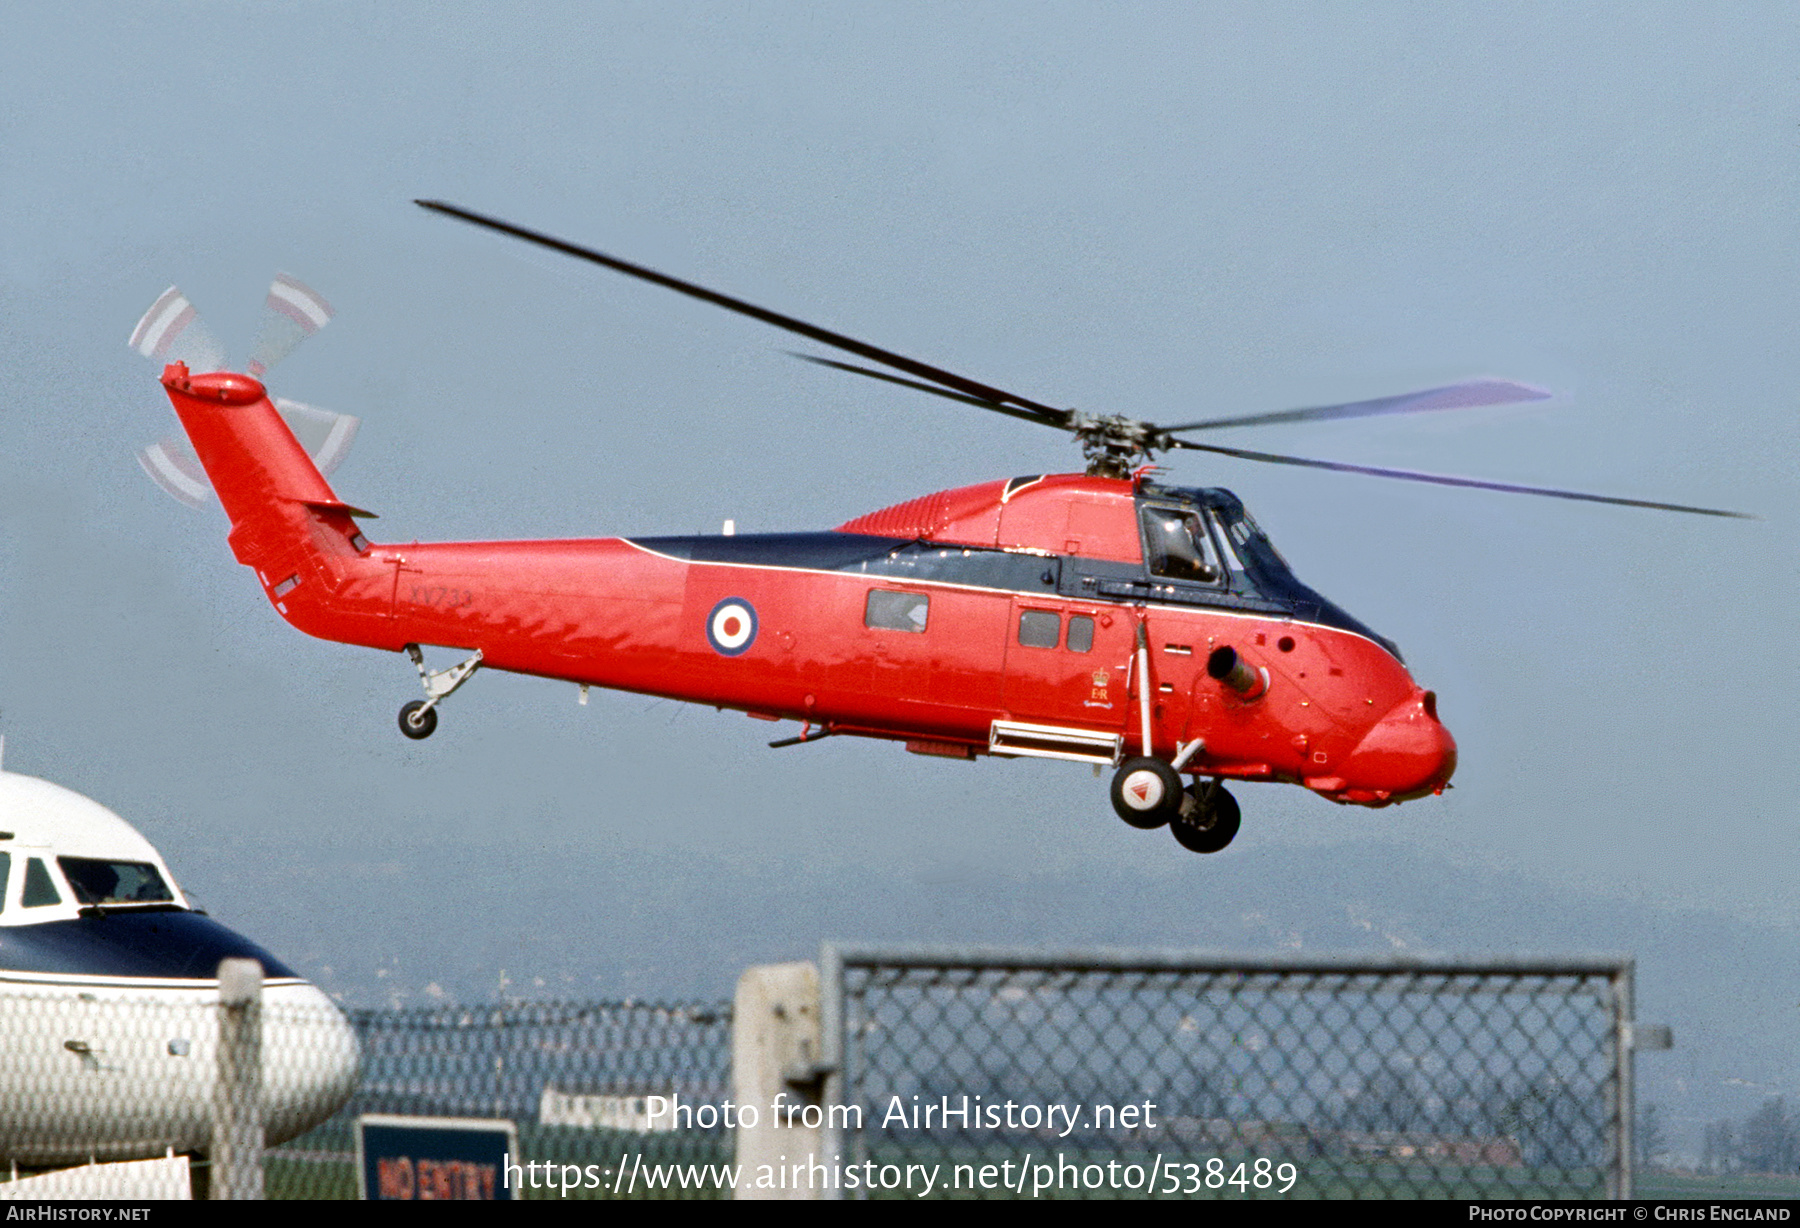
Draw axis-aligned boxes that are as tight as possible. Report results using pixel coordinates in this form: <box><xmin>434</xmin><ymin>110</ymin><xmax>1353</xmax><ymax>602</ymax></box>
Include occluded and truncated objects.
<box><xmin>1170</xmin><ymin>779</ymin><xmax>1240</xmax><ymax>854</ymax></box>
<box><xmin>396</xmin><ymin>644</ymin><xmax>482</xmax><ymax>740</ymax></box>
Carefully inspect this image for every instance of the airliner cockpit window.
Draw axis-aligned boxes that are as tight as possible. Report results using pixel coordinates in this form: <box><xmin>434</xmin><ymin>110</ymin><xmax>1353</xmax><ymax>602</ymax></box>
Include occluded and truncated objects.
<box><xmin>58</xmin><ymin>858</ymin><xmax>174</xmax><ymax>906</ymax></box>
<box><xmin>22</xmin><ymin>858</ymin><xmax>61</xmax><ymax>908</ymax></box>
<box><xmin>1141</xmin><ymin>507</ymin><xmax>1224</xmax><ymax>585</ymax></box>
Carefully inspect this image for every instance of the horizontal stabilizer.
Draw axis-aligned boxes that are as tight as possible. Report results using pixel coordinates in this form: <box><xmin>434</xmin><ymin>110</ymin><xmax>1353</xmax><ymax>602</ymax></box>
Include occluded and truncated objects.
<box><xmin>299</xmin><ymin>498</ymin><xmax>379</xmax><ymax>520</ymax></box>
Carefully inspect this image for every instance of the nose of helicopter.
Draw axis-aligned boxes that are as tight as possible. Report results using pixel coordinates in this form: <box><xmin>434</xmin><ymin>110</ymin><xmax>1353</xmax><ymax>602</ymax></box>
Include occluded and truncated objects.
<box><xmin>1338</xmin><ymin>689</ymin><xmax>1457</xmax><ymax>803</ymax></box>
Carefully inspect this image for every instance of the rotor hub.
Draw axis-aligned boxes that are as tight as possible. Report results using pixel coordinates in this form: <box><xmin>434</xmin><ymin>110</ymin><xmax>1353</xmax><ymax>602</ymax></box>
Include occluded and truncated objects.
<box><xmin>1073</xmin><ymin>412</ymin><xmax>1165</xmax><ymax>478</ymax></box>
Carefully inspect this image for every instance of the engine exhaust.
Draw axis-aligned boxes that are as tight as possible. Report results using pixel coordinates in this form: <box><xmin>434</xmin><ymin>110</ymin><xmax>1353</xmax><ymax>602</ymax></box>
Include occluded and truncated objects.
<box><xmin>1207</xmin><ymin>645</ymin><xmax>1268</xmax><ymax>700</ymax></box>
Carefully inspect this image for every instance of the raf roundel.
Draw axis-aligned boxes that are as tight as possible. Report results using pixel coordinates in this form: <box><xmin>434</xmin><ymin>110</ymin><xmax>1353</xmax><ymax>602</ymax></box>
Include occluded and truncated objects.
<box><xmin>706</xmin><ymin>597</ymin><xmax>759</xmax><ymax>657</ymax></box>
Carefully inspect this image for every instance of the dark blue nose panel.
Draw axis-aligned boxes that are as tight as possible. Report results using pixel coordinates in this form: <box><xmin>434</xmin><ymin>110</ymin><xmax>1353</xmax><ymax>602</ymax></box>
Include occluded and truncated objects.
<box><xmin>0</xmin><ymin>910</ymin><xmax>298</xmax><ymax>981</ymax></box>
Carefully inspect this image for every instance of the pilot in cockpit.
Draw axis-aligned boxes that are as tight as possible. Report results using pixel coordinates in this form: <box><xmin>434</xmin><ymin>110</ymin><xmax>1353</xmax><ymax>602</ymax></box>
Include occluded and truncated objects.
<box><xmin>1143</xmin><ymin>507</ymin><xmax>1222</xmax><ymax>584</ymax></box>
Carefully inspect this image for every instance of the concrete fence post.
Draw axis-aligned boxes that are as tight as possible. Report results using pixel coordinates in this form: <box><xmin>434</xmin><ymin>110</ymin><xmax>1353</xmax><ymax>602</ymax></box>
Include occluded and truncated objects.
<box><xmin>733</xmin><ymin>962</ymin><xmax>826</xmax><ymax>1200</ymax></box>
<box><xmin>213</xmin><ymin>958</ymin><xmax>264</xmax><ymax>1200</ymax></box>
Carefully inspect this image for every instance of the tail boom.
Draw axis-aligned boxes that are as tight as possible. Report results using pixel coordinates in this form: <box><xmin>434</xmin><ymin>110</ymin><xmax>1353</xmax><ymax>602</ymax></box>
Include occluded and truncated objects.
<box><xmin>161</xmin><ymin>363</ymin><xmax>392</xmax><ymax>646</ymax></box>
<box><xmin>160</xmin><ymin>362</ymin><xmax>980</xmax><ymax>736</ymax></box>
<box><xmin>159</xmin><ymin>364</ymin><xmax>695</xmax><ymax>680</ymax></box>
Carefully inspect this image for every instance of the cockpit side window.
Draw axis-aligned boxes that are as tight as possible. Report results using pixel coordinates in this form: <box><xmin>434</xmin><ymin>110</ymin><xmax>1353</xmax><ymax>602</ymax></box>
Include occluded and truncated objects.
<box><xmin>22</xmin><ymin>857</ymin><xmax>61</xmax><ymax>908</ymax></box>
<box><xmin>1141</xmin><ymin>507</ymin><xmax>1225</xmax><ymax>586</ymax></box>
<box><xmin>1208</xmin><ymin>511</ymin><xmax>1247</xmax><ymax>575</ymax></box>
<box><xmin>58</xmin><ymin>858</ymin><xmax>174</xmax><ymax>906</ymax></box>
<box><xmin>1224</xmin><ymin>507</ymin><xmax>1290</xmax><ymax>570</ymax></box>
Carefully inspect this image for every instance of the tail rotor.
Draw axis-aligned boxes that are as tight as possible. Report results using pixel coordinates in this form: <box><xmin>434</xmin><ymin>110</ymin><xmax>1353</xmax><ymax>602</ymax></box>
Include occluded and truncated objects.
<box><xmin>130</xmin><ymin>275</ymin><xmax>359</xmax><ymax>508</ymax></box>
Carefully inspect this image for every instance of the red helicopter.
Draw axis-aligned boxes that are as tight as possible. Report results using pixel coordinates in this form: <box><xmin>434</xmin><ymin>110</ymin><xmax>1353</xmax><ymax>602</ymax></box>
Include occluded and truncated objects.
<box><xmin>134</xmin><ymin>202</ymin><xmax>1748</xmax><ymax>854</ymax></box>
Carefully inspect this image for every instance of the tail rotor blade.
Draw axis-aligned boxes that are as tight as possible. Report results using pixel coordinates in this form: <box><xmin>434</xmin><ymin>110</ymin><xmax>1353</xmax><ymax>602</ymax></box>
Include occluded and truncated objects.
<box><xmin>274</xmin><ymin>397</ymin><xmax>359</xmax><ymax>475</ymax></box>
<box><xmin>128</xmin><ymin>287</ymin><xmax>227</xmax><ymax>372</ymax></box>
<box><xmin>136</xmin><ymin>437</ymin><xmax>212</xmax><ymax>508</ymax></box>
<box><xmin>248</xmin><ymin>273</ymin><xmax>334</xmax><ymax>377</ymax></box>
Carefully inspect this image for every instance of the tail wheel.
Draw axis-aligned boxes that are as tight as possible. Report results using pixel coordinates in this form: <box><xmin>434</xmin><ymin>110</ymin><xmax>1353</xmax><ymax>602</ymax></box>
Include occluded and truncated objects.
<box><xmin>1171</xmin><ymin>782</ymin><xmax>1240</xmax><ymax>854</ymax></box>
<box><xmin>398</xmin><ymin>700</ymin><xmax>438</xmax><ymax>740</ymax></box>
<box><xmin>1110</xmin><ymin>757</ymin><xmax>1183</xmax><ymax>829</ymax></box>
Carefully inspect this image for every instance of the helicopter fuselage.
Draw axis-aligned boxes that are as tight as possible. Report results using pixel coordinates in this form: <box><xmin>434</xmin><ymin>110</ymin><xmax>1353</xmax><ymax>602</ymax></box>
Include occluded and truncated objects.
<box><xmin>139</xmin><ymin>204</ymin><xmax>1743</xmax><ymax>850</ymax></box>
<box><xmin>165</xmin><ymin>365</ymin><xmax>1455</xmax><ymax>813</ymax></box>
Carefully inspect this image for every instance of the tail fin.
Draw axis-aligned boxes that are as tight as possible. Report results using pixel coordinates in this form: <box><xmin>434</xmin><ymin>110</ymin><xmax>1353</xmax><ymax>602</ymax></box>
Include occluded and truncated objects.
<box><xmin>158</xmin><ymin>363</ymin><xmax>373</xmax><ymax>575</ymax></box>
<box><xmin>137</xmin><ymin>401</ymin><xmax>360</xmax><ymax>510</ymax></box>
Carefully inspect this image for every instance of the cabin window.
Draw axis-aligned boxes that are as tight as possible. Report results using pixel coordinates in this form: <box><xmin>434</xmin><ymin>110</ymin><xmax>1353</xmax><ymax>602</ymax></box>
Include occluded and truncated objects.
<box><xmin>1018</xmin><ymin>610</ymin><xmax>1060</xmax><ymax>648</ymax></box>
<box><xmin>1141</xmin><ymin>507</ymin><xmax>1225</xmax><ymax>585</ymax></box>
<box><xmin>22</xmin><ymin>858</ymin><xmax>61</xmax><ymax>908</ymax></box>
<box><xmin>865</xmin><ymin>589</ymin><xmax>929</xmax><ymax>633</ymax></box>
<box><xmin>0</xmin><ymin>852</ymin><xmax>8</xmax><ymax>913</ymax></box>
<box><xmin>1067</xmin><ymin>615</ymin><xmax>1095</xmax><ymax>653</ymax></box>
<box><xmin>59</xmin><ymin>858</ymin><xmax>174</xmax><ymax>906</ymax></box>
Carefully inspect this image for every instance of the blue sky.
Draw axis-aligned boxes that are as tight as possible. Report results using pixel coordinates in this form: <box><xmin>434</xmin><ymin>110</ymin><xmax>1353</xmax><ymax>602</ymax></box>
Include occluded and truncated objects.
<box><xmin>2</xmin><ymin>1</ymin><xmax>1794</xmax><ymax>1139</ymax></box>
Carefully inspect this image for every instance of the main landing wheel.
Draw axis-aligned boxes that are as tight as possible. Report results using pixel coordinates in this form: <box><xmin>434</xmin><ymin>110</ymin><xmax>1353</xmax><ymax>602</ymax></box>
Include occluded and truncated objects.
<box><xmin>398</xmin><ymin>700</ymin><xmax>438</xmax><ymax>740</ymax></box>
<box><xmin>1111</xmin><ymin>757</ymin><xmax>1184</xmax><ymax>829</ymax></box>
<box><xmin>1170</xmin><ymin>782</ymin><xmax>1240</xmax><ymax>854</ymax></box>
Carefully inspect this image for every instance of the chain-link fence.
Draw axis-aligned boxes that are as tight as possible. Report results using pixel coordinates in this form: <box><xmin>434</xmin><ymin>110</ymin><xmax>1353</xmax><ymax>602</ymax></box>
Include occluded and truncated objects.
<box><xmin>817</xmin><ymin>948</ymin><xmax>1633</xmax><ymax>1200</ymax></box>
<box><xmin>0</xmin><ymin>984</ymin><xmax>733</xmax><ymax>1200</ymax></box>
<box><xmin>270</xmin><ymin>998</ymin><xmax>734</xmax><ymax>1199</ymax></box>
<box><xmin>0</xmin><ymin>951</ymin><xmax>1639</xmax><ymax>1200</ymax></box>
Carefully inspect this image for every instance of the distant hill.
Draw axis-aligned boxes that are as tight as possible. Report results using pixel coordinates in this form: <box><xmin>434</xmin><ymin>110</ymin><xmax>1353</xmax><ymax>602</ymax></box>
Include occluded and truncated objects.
<box><xmin>222</xmin><ymin>833</ymin><xmax>1796</xmax><ymax>1158</ymax></box>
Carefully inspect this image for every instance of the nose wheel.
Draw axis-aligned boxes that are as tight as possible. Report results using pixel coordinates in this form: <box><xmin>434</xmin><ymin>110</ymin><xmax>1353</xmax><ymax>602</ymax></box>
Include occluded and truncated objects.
<box><xmin>1170</xmin><ymin>780</ymin><xmax>1240</xmax><ymax>854</ymax></box>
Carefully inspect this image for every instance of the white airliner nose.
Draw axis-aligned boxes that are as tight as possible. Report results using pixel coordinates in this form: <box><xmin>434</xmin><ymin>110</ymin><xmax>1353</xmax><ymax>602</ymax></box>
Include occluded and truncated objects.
<box><xmin>262</xmin><ymin>982</ymin><xmax>361</xmax><ymax>1141</ymax></box>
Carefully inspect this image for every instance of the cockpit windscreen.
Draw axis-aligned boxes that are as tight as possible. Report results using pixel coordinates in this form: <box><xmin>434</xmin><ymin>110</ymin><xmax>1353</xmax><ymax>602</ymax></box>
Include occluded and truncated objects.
<box><xmin>58</xmin><ymin>858</ymin><xmax>175</xmax><ymax>906</ymax></box>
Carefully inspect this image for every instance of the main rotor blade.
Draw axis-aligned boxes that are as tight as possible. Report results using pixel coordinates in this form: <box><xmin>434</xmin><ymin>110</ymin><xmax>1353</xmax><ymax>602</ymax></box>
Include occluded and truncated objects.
<box><xmin>789</xmin><ymin>353</ymin><xmax>1071</xmax><ymax>428</ymax></box>
<box><xmin>1158</xmin><ymin>378</ymin><xmax>1551</xmax><ymax>435</ymax></box>
<box><xmin>1168</xmin><ymin>438</ymin><xmax>1753</xmax><ymax>518</ymax></box>
<box><xmin>416</xmin><ymin>199</ymin><xmax>1069</xmax><ymax>422</ymax></box>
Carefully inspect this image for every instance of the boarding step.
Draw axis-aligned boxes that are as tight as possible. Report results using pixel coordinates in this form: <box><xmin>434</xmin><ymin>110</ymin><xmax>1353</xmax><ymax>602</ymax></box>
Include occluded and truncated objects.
<box><xmin>988</xmin><ymin>720</ymin><xmax>1124</xmax><ymax>766</ymax></box>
